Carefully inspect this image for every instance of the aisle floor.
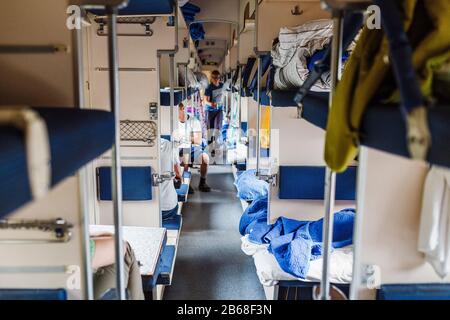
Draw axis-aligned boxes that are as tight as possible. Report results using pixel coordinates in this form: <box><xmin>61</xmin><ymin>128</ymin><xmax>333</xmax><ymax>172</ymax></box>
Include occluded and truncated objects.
<box><xmin>164</xmin><ymin>165</ymin><xmax>265</xmax><ymax>300</ymax></box>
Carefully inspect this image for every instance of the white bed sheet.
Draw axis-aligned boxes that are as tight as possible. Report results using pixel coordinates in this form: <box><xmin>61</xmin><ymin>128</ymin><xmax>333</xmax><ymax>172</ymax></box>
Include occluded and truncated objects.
<box><xmin>241</xmin><ymin>235</ymin><xmax>353</xmax><ymax>287</ymax></box>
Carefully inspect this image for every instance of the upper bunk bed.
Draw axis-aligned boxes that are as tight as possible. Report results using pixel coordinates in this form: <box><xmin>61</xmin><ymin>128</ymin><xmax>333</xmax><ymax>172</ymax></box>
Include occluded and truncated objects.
<box><xmin>160</xmin><ymin>88</ymin><xmax>183</xmax><ymax>106</ymax></box>
<box><xmin>89</xmin><ymin>0</ymin><xmax>175</xmax><ymax>16</ymax></box>
<box><xmin>247</xmin><ymin>3</ymin><xmax>450</xmax><ymax>169</ymax></box>
<box><xmin>0</xmin><ymin>107</ymin><xmax>115</xmax><ymax>219</ymax></box>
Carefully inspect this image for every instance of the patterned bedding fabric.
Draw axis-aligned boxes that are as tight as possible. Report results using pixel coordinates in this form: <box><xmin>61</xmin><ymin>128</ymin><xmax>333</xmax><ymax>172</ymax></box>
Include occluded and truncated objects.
<box><xmin>271</xmin><ymin>19</ymin><xmax>338</xmax><ymax>92</ymax></box>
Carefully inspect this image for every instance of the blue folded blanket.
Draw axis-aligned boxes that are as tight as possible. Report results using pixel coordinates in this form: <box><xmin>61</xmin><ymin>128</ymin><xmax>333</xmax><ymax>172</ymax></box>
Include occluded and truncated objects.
<box><xmin>234</xmin><ymin>170</ymin><xmax>269</xmax><ymax>201</ymax></box>
<box><xmin>239</xmin><ymin>196</ymin><xmax>355</xmax><ymax>278</ymax></box>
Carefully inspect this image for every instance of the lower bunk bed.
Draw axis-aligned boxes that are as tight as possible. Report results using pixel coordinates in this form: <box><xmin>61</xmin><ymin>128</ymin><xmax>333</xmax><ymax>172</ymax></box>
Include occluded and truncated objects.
<box><xmin>234</xmin><ymin>167</ymin><xmax>356</xmax><ymax>300</ymax></box>
<box><xmin>241</xmin><ymin>235</ymin><xmax>352</xmax><ymax>300</ymax></box>
<box><xmin>235</xmin><ymin>161</ymin><xmax>450</xmax><ymax>300</ymax></box>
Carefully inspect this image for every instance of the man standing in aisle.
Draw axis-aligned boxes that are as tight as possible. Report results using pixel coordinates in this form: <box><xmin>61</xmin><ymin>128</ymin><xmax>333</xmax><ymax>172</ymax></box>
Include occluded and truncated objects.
<box><xmin>204</xmin><ymin>70</ymin><xmax>225</xmax><ymax>150</ymax></box>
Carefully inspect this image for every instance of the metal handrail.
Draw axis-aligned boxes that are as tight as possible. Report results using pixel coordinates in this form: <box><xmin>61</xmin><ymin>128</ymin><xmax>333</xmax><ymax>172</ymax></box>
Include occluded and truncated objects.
<box><xmin>0</xmin><ymin>218</ymin><xmax>73</xmax><ymax>244</ymax></box>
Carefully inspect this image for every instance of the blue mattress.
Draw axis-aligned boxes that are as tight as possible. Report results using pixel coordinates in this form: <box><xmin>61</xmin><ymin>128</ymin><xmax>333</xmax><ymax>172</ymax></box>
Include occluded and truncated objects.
<box><xmin>361</xmin><ymin>102</ymin><xmax>450</xmax><ymax>169</ymax></box>
<box><xmin>0</xmin><ymin>107</ymin><xmax>114</xmax><ymax>219</ymax></box>
<box><xmin>156</xmin><ymin>245</ymin><xmax>176</xmax><ymax>286</ymax></box>
<box><xmin>160</xmin><ymin>89</ymin><xmax>183</xmax><ymax>106</ymax></box>
<box><xmin>271</xmin><ymin>90</ymin><xmax>329</xmax><ymax>129</ymax></box>
<box><xmin>0</xmin><ymin>289</ymin><xmax>67</xmax><ymax>300</ymax></box>
<box><xmin>377</xmin><ymin>283</ymin><xmax>450</xmax><ymax>300</ymax></box>
<box><xmin>272</xmin><ymin>90</ymin><xmax>450</xmax><ymax>168</ymax></box>
<box><xmin>278</xmin><ymin>166</ymin><xmax>357</xmax><ymax>200</ymax></box>
<box><xmin>90</xmin><ymin>0</ymin><xmax>174</xmax><ymax>16</ymax></box>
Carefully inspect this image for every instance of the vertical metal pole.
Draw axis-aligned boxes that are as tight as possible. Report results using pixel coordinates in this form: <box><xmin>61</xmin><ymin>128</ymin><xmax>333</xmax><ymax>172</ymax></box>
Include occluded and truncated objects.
<box><xmin>225</xmin><ymin>73</ymin><xmax>229</xmax><ymax>117</ymax></box>
<box><xmin>184</xmin><ymin>65</ymin><xmax>188</xmax><ymax>94</ymax></box>
<box><xmin>169</xmin><ymin>54</ymin><xmax>175</xmax><ymax>171</ymax></box>
<box><xmin>350</xmin><ymin>146</ymin><xmax>368</xmax><ymax>300</ymax></box>
<box><xmin>254</xmin><ymin>0</ymin><xmax>258</xmax><ymax>52</ymax></box>
<box><xmin>238</xmin><ymin>65</ymin><xmax>243</xmax><ymax>142</ymax></box>
<box><xmin>156</xmin><ymin>54</ymin><xmax>163</xmax><ymax>228</ymax></box>
<box><xmin>107</xmin><ymin>7</ymin><xmax>126</xmax><ymax>301</ymax></box>
<box><xmin>255</xmin><ymin>56</ymin><xmax>262</xmax><ymax>176</ymax></box>
<box><xmin>75</xmin><ymin>25</ymin><xmax>94</xmax><ymax>301</ymax></box>
<box><xmin>320</xmin><ymin>10</ymin><xmax>344</xmax><ymax>301</ymax></box>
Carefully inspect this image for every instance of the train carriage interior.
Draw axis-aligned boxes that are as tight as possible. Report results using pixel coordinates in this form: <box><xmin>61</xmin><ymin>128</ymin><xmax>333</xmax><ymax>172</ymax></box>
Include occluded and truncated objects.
<box><xmin>0</xmin><ymin>0</ymin><xmax>450</xmax><ymax>304</ymax></box>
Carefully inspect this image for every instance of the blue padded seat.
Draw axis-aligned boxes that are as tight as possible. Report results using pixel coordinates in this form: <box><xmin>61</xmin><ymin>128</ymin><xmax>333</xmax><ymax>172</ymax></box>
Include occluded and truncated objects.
<box><xmin>278</xmin><ymin>166</ymin><xmax>357</xmax><ymax>200</ymax></box>
<box><xmin>90</xmin><ymin>0</ymin><xmax>174</xmax><ymax>16</ymax></box>
<box><xmin>160</xmin><ymin>89</ymin><xmax>183</xmax><ymax>106</ymax></box>
<box><xmin>0</xmin><ymin>107</ymin><xmax>114</xmax><ymax>219</ymax></box>
<box><xmin>377</xmin><ymin>284</ymin><xmax>450</xmax><ymax>300</ymax></box>
<box><xmin>162</xmin><ymin>214</ymin><xmax>182</xmax><ymax>231</ymax></box>
<box><xmin>182</xmin><ymin>171</ymin><xmax>192</xmax><ymax>179</ymax></box>
<box><xmin>156</xmin><ymin>245</ymin><xmax>176</xmax><ymax>286</ymax></box>
<box><xmin>176</xmin><ymin>184</ymin><xmax>189</xmax><ymax>203</ymax></box>
<box><xmin>97</xmin><ymin>166</ymin><xmax>152</xmax><ymax>201</ymax></box>
<box><xmin>0</xmin><ymin>289</ymin><xmax>67</xmax><ymax>300</ymax></box>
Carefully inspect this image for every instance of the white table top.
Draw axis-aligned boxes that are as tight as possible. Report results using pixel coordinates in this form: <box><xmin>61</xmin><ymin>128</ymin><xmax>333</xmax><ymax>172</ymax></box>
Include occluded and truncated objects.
<box><xmin>89</xmin><ymin>225</ymin><xmax>166</xmax><ymax>276</ymax></box>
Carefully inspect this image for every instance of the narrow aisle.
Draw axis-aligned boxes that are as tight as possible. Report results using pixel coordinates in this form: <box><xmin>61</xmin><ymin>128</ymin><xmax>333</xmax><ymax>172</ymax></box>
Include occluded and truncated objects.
<box><xmin>165</xmin><ymin>166</ymin><xmax>265</xmax><ymax>300</ymax></box>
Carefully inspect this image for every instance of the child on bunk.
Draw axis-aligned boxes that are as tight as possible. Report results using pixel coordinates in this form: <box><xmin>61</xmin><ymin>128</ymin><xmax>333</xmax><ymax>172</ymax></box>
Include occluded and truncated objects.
<box><xmin>89</xmin><ymin>234</ymin><xmax>144</xmax><ymax>300</ymax></box>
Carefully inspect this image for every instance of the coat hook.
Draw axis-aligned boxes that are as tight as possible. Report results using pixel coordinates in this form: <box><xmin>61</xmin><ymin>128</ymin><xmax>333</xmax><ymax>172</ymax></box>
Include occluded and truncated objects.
<box><xmin>291</xmin><ymin>5</ymin><xmax>304</xmax><ymax>16</ymax></box>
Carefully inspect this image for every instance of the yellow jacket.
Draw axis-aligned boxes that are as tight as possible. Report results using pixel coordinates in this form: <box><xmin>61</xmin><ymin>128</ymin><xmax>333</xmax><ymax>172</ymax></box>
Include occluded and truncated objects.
<box><xmin>325</xmin><ymin>0</ymin><xmax>450</xmax><ymax>172</ymax></box>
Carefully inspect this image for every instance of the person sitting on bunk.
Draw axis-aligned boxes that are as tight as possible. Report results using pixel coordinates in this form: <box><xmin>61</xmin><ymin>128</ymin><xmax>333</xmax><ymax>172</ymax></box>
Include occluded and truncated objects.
<box><xmin>204</xmin><ymin>70</ymin><xmax>225</xmax><ymax>149</ymax></box>
<box><xmin>89</xmin><ymin>234</ymin><xmax>144</xmax><ymax>300</ymax></box>
<box><xmin>160</xmin><ymin>138</ymin><xmax>182</xmax><ymax>220</ymax></box>
<box><xmin>175</xmin><ymin>102</ymin><xmax>211</xmax><ymax>193</ymax></box>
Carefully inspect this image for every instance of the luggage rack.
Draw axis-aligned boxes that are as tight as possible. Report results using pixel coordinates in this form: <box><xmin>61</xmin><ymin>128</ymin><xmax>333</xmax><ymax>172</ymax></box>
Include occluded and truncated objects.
<box><xmin>94</xmin><ymin>16</ymin><xmax>156</xmax><ymax>37</ymax></box>
<box><xmin>120</xmin><ymin>120</ymin><xmax>158</xmax><ymax>146</ymax></box>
